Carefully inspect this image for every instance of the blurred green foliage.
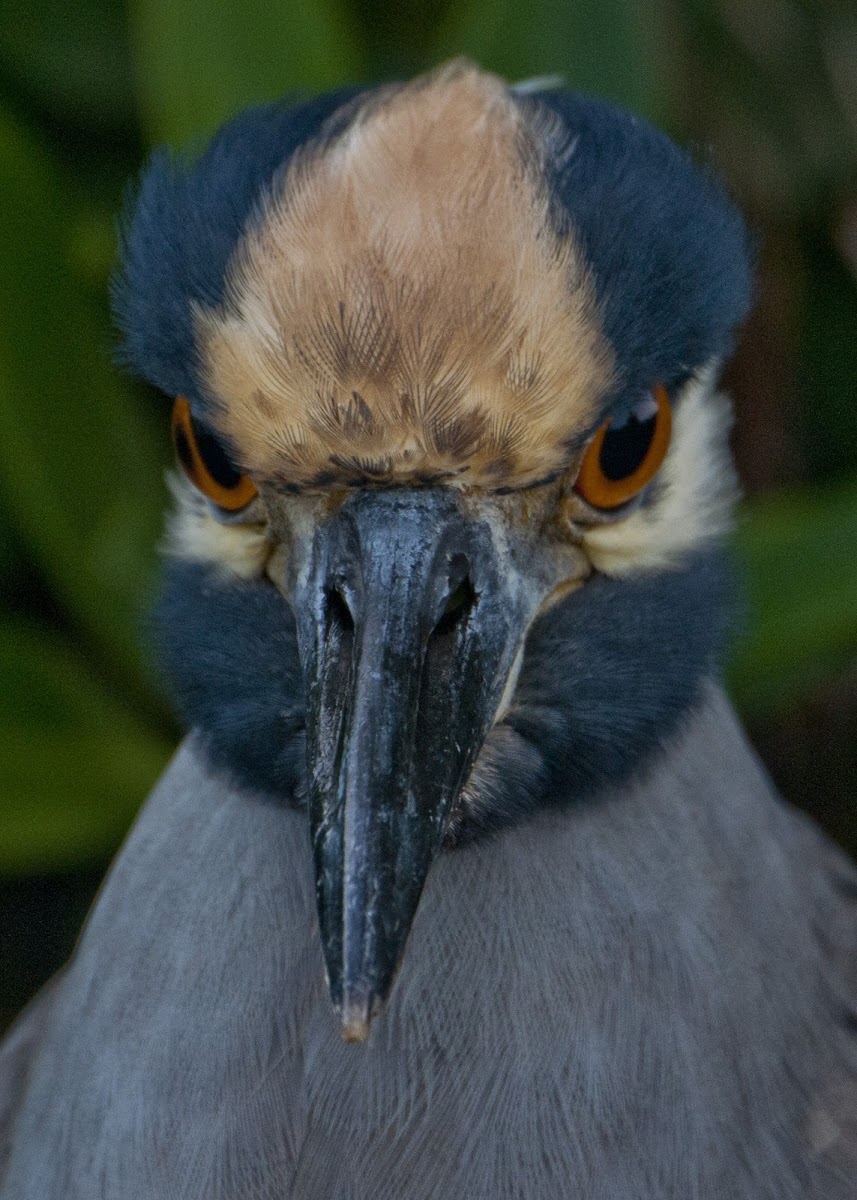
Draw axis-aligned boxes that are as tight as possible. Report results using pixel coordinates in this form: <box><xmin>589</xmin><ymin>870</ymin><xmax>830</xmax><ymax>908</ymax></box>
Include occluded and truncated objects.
<box><xmin>0</xmin><ymin>0</ymin><xmax>855</xmax><ymax>873</ymax></box>
<box><xmin>130</xmin><ymin>0</ymin><xmax>364</xmax><ymax>144</ymax></box>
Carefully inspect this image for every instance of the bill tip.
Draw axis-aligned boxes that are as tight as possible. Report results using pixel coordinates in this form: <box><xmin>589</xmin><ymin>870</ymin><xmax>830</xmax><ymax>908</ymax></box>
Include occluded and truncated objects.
<box><xmin>339</xmin><ymin>995</ymin><xmax>377</xmax><ymax>1043</ymax></box>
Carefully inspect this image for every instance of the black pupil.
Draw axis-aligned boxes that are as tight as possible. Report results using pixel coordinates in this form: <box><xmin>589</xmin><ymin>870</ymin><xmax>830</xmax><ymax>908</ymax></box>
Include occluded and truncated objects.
<box><xmin>193</xmin><ymin>419</ymin><xmax>244</xmax><ymax>490</ymax></box>
<box><xmin>599</xmin><ymin>406</ymin><xmax>657</xmax><ymax>481</ymax></box>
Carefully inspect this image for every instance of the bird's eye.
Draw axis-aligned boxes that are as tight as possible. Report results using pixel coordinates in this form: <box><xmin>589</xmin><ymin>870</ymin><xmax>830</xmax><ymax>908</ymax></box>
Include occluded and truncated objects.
<box><xmin>573</xmin><ymin>385</ymin><xmax>672</xmax><ymax>509</ymax></box>
<box><xmin>171</xmin><ymin>396</ymin><xmax>258</xmax><ymax>511</ymax></box>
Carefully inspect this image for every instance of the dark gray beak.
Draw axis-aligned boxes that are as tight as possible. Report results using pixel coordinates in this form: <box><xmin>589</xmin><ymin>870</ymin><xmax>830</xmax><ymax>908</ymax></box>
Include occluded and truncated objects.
<box><xmin>292</xmin><ymin>488</ymin><xmax>526</xmax><ymax>1041</ymax></box>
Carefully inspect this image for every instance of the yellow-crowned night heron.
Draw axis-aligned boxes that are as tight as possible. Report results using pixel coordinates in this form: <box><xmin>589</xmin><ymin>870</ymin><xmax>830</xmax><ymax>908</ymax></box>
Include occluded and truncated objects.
<box><xmin>1</xmin><ymin>60</ymin><xmax>855</xmax><ymax>1200</ymax></box>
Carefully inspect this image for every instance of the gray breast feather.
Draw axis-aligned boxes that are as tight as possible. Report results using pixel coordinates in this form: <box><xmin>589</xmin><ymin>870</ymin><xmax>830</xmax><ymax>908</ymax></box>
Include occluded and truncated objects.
<box><xmin>0</xmin><ymin>975</ymin><xmax>61</xmax><ymax>1178</ymax></box>
<box><xmin>1</xmin><ymin>687</ymin><xmax>855</xmax><ymax>1199</ymax></box>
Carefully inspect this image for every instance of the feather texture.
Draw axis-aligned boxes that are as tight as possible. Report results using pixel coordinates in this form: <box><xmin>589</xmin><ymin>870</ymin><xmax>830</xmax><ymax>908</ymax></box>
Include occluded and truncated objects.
<box><xmin>1</xmin><ymin>691</ymin><xmax>854</xmax><ymax>1199</ymax></box>
<box><xmin>198</xmin><ymin>62</ymin><xmax>613</xmax><ymax>490</ymax></box>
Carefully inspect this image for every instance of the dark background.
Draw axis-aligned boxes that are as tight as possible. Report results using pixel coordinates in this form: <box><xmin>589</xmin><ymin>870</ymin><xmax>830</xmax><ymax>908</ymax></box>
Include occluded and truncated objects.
<box><xmin>1</xmin><ymin>0</ymin><xmax>855</xmax><ymax>1033</ymax></box>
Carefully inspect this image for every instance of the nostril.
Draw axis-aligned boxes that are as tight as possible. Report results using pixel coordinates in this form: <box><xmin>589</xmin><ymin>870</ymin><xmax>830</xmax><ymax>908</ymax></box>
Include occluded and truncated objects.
<box><xmin>325</xmin><ymin>585</ymin><xmax>355</xmax><ymax>636</ymax></box>
<box><xmin>433</xmin><ymin>573</ymin><xmax>477</xmax><ymax>640</ymax></box>
<box><xmin>321</xmin><ymin>584</ymin><xmax>356</xmax><ymax>693</ymax></box>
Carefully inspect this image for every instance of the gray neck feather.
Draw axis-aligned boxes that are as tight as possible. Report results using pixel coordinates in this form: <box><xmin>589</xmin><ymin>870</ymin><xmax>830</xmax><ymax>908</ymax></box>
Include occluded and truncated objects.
<box><xmin>2</xmin><ymin>686</ymin><xmax>850</xmax><ymax>1199</ymax></box>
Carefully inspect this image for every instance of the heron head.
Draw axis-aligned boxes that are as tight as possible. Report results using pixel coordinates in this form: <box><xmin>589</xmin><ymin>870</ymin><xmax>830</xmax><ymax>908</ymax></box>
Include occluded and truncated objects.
<box><xmin>116</xmin><ymin>62</ymin><xmax>751</xmax><ymax>1039</ymax></box>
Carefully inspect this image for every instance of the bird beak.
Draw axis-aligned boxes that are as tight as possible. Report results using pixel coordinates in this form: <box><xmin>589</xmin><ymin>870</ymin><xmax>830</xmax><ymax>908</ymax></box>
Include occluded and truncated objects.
<box><xmin>291</xmin><ymin>488</ymin><xmax>530</xmax><ymax>1041</ymax></box>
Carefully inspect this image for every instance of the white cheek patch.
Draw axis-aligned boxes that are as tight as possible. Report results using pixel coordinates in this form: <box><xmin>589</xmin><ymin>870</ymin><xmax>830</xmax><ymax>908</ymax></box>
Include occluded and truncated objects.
<box><xmin>163</xmin><ymin>473</ymin><xmax>271</xmax><ymax>579</ymax></box>
<box><xmin>581</xmin><ymin>366</ymin><xmax>738</xmax><ymax>575</ymax></box>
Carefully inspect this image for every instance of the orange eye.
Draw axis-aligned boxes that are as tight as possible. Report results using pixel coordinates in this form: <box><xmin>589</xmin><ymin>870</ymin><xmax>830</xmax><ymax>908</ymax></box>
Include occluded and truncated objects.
<box><xmin>573</xmin><ymin>385</ymin><xmax>672</xmax><ymax>509</ymax></box>
<box><xmin>171</xmin><ymin>397</ymin><xmax>258</xmax><ymax>512</ymax></box>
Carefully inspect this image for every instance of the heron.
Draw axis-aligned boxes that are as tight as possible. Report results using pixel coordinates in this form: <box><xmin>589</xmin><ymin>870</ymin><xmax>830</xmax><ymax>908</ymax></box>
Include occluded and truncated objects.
<box><xmin>1</xmin><ymin>60</ymin><xmax>855</xmax><ymax>1199</ymax></box>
